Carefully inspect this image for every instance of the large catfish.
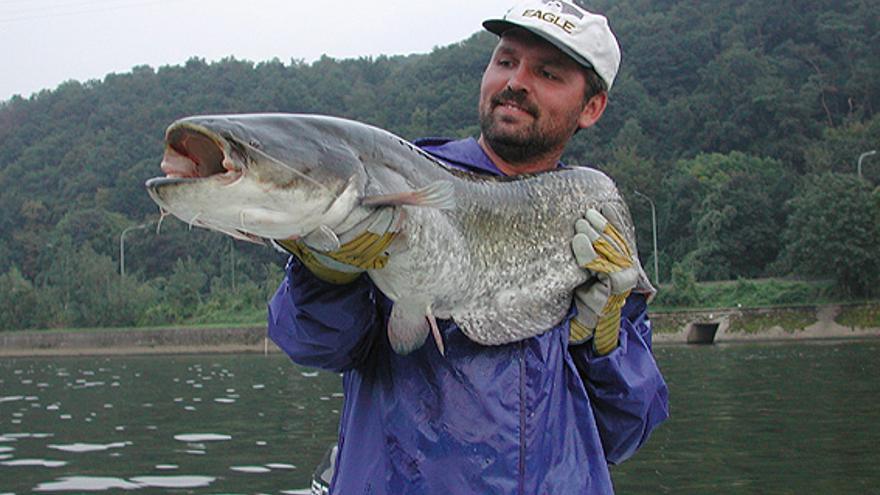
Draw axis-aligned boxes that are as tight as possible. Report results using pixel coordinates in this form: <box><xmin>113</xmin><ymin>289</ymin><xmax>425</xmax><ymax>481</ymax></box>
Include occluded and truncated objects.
<box><xmin>145</xmin><ymin>114</ymin><xmax>653</xmax><ymax>354</ymax></box>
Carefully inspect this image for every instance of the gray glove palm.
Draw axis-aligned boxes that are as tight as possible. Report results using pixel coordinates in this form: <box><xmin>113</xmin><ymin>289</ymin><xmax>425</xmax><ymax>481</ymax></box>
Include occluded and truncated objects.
<box><xmin>569</xmin><ymin>209</ymin><xmax>639</xmax><ymax>354</ymax></box>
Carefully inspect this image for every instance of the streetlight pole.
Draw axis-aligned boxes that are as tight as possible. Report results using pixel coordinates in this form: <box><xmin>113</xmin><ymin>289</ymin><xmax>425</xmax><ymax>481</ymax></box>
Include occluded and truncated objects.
<box><xmin>858</xmin><ymin>150</ymin><xmax>877</xmax><ymax>180</ymax></box>
<box><xmin>119</xmin><ymin>224</ymin><xmax>149</xmax><ymax>277</ymax></box>
<box><xmin>633</xmin><ymin>190</ymin><xmax>660</xmax><ymax>286</ymax></box>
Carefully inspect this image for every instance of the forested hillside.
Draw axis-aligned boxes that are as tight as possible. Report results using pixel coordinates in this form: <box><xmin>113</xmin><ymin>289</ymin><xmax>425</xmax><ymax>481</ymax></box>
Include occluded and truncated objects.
<box><xmin>1</xmin><ymin>0</ymin><xmax>878</xmax><ymax>330</ymax></box>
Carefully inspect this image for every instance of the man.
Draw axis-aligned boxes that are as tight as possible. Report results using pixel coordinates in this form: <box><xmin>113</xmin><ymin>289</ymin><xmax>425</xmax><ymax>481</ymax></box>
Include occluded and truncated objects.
<box><xmin>268</xmin><ymin>1</ymin><xmax>668</xmax><ymax>493</ymax></box>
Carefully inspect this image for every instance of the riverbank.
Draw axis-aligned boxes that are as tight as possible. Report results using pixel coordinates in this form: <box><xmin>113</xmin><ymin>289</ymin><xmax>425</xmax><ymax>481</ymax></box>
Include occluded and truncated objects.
<box><xmin>0</xmin><ymin>326</ymin><xmax>282</xmax><ymax>357</ymax></box>
<box><xmin>651</xmin><ymin>302</ymin><xmax>880</xmax><ymax>344</ymax></box>
<box><xmin>2</xmin><ymin>303</ymin><xmax>878</xmax><ymax>357</ymax></box>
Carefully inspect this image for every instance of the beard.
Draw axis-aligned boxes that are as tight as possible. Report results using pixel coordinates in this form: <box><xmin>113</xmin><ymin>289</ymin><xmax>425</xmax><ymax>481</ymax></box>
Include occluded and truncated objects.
<box><xmin>479</xmin><ymin>88</ymin><xmax>581</xmax><ymax>166</ymax></box>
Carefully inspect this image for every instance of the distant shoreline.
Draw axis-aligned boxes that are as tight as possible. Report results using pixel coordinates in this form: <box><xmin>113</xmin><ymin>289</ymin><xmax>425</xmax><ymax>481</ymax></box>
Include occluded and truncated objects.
<box><xmin>0</xmin><ymin>326</ymin><xmax>282</xmax><ymax>358</ymax></box>
<box><xmin>2</xmin><ymin>302</ymin><xmax>878</xmax><ymax>357</ymax></box>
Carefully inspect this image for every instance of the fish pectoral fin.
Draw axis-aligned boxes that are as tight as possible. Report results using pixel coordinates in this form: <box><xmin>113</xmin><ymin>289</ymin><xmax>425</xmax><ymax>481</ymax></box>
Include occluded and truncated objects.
<box><xmin>388</xmin><ymin>300</ymin><xmax>440</xmax><ymax>355</ymax></box>
<box><xmin>426</xmin><ymin>306</ymin><xmax>445</xmax><ymax>357</ymax></box>
<box><xmin>303</xmin><ymin>225</ymin><xmax>341</xmax><ymax>252</ymax></box>
<box><xmin>362</xmin><ymin>180</ymin><xmax>455</xmax><ymax>210</ymax></box>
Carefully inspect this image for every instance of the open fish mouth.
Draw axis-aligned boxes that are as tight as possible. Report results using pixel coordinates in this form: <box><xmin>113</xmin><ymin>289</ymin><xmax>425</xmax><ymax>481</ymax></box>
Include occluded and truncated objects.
<box><xmin>154</xmin><ymin>125</ymin><xmax>244</xmax><ymax>185</ymax></box>
<box><xmin>145</xmin><ymin>124</ymin><xmax>266</xmax><ymax>243</ymax></box>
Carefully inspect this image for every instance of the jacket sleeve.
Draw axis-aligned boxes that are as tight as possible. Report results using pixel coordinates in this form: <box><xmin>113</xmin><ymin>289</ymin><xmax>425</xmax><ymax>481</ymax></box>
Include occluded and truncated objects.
<box><xmin>267</xmin><ymin>257</ymin><xmax>384</xmax><ymax>372</ymax></box>
<box><xmin>570</xmin><ymin>293</ymin><xmax>670</xmax><ymax>465</ymax></box>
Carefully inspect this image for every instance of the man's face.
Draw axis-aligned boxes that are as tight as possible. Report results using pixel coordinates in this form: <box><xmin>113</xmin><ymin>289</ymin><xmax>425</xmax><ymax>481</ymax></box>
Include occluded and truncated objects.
<box><xmin>478</xmin><ymin>28</ymin><xmax>592</xmax><ymax>168</ymax></box>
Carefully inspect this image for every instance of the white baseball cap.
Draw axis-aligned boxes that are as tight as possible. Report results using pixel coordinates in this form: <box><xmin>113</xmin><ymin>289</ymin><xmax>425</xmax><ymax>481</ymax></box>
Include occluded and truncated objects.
<box><xmin>483</xmin><ymin>0</ymin><xmax>622</xmax><ymax>90</ymax></box>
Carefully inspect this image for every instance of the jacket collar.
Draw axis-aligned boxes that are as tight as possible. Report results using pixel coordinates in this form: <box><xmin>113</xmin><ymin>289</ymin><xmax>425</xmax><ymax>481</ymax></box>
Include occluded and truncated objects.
<box><xmin>415</xmin><ymin>137</ymin><xmax>566</xmax><ymax>175</ymax></box>
<box><xmin>415</xmin><ymin>137</ymin><xmax>505</xmax><ymax>176</ymax></box>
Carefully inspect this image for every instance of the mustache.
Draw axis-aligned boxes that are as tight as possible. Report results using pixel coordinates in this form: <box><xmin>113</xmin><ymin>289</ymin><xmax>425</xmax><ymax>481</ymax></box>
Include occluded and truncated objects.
<box><xmin>491</xmin><ymin>89</ymin><xmax>539</xmax><ymax>117</ymax></box>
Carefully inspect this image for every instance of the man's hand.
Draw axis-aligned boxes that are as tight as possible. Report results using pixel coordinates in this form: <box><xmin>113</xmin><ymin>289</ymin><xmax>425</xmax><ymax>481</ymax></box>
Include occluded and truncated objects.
<box><xmin>275</xmin><ymin>207</ymin><xmax>402</xmax><ymax>284</ymax></box>
<box><xmin>569</xmin><ymin>209</ymin><xmax>639</xmax><ymax>355</ymax></box>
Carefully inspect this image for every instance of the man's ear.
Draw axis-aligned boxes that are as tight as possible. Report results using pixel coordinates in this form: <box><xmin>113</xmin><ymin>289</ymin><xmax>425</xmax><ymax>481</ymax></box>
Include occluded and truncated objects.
<box><xmin>577</xmin><ymin>92</ymin><xmax>608</xmax><ymax>130</ymax></box>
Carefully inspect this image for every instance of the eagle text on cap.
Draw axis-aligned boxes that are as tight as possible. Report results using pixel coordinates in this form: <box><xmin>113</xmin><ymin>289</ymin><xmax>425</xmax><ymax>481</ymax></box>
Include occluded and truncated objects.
<box><xmin>521</xmin><ymin>0</ymin><xmax>582</xmax><ymax>34</ymax></box>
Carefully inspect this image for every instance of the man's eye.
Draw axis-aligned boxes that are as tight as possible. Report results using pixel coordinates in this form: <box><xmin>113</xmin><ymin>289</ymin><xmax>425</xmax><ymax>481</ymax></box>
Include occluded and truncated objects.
<box><xmin>542</xmin><ymin>70</ymin><xmax>558</xmax><ymax>81</ymax></box>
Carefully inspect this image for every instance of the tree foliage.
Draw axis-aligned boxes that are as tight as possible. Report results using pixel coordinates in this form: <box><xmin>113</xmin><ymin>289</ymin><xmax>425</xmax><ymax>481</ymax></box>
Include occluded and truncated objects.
<box><xmin>780</xmin><ymin>174</ymin><xmax>880</xmax><ymax>297</ymax></box>
<box><xmin>670</xmin><ymin>152</ymin><xmax>792</xmax><ymax>281</ymax></box>
<box><xmin>0</xmin><ymin>0</ymin><xmax>878</xmax><ymax>330</ymax></box>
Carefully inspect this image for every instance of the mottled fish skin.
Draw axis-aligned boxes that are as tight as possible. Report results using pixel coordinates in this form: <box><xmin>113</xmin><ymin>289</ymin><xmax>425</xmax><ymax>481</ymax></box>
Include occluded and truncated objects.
<box><xmin>145</xmin><ymin>114</ymin><xmax>654</xmax><ymax>349</ymax></box>
<box><xmin>361</xmin><ymin>136</ymin><xmax>651</xmax><ymax>346</ymax></box>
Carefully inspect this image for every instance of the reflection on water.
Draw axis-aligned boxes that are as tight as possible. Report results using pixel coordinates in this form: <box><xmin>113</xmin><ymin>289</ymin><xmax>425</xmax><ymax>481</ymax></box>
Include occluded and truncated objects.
<box><xmin>0</xmin><ymin>354</ymin><xmax>340</xmax><ymax>493</ymax></box>
<box><xmin>31</xmin><ymin>474</ymin><xmax>218</xmax><ymax>491</ymax></box>
<box><xmin>1</xmin><ymin>340</ymin><xmax>878</xmax><ymax>493</ymax></box>
<box><xmin>47</xmin><ymin>442</ymin><xmax>131</xmax><ymax>453</ymax></box>
<box><xmin>613</xmin><ymin>339</ymin><xmax>880</xmax><ymax>494</ymax></box>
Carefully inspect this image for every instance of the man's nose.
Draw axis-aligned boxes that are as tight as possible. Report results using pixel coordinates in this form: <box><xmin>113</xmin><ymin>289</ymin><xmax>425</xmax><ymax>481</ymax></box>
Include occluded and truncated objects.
<box><xmin>506</xmin><ymin>65</ymin><xmax>532</xmax><ymax>93</ymax></box>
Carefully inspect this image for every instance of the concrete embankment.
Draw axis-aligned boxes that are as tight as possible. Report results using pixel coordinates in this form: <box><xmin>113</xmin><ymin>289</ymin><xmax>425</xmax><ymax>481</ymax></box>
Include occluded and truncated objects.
<box><xmin>2</xmin><ymin>303</ymin><xmax>878</xmax><ymax>356</ymax></box>
<box><xmin>651</xmin><ymin>302</ymin><xmax>880</xmax><ymax>344</ymax></box>
<box><xmin>0</xmin><ymin>326</ymin><xmax>282</xmax><ymax>357</ymax></box>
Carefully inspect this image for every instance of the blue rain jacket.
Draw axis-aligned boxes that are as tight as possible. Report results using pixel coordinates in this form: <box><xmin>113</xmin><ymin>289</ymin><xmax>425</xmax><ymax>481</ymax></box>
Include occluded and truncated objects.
<box><xmin>268</xmin><ymin>137</ymin><xmax>669</xmax><ymax>494</ymax></box>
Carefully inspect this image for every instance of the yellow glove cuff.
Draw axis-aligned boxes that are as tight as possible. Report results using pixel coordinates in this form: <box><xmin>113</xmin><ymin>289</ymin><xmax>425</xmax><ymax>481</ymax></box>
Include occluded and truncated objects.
<box><xmin>276</xmin><ymin>240</ymin><xmax>361</xmax><ymax>284</ymax></box>
<box><xmin>569</xmin><ymin>319</ymin><xmax>595</xmax><ymax>344</ymax></box>
<box><xmin>328</xmin><ymin>231</ymin><xmax>397</xmax><ymax>270</ymax></box>
<box><xmin>592</xmin><ymin>293</ymin><xmax>628</xmax><ymax>355</ymax></box>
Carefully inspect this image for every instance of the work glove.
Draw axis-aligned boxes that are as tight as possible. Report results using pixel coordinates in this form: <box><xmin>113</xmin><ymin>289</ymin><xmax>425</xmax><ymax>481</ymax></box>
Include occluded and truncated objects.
<box><xmin>569</xmin><ymin>208</ymin><xmax>639</xmax><ymax>355</ymax></box>
<box><xmin>275</xmin><ymin>207</ymin><xmax>402</xmax><ymax>285</ymax></box>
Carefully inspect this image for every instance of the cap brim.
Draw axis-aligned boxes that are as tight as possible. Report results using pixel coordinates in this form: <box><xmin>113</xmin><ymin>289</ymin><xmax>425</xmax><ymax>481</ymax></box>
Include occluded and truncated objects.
<box><xmin>482</xmin><ymin>19</ymin><xmax>595</xmax><ymax>72</ymax></box>
<box><xmin>482</xmin><ymin>19</ymin><xmax>515</xmax><ymax>36</ymax></box>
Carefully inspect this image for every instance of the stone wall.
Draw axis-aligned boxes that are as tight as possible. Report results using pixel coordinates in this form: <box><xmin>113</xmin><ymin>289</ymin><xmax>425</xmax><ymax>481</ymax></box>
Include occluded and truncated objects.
<box><xmin>650</xmin><ymin>303</ymin><xmax>880</xmax><ymax>344</ymax></box>
<box><xmin>0</xmin><ymin>326</ymin><xmax>279</xmax><ymax>357</ymax></box>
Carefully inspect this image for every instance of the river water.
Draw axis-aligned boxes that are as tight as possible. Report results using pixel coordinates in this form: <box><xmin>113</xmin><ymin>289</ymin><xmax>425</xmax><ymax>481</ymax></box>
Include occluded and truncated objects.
<box><xmin>0</xmin><ymin>339</ymin><xmax>878</xmax><ymax>494</ymax></box>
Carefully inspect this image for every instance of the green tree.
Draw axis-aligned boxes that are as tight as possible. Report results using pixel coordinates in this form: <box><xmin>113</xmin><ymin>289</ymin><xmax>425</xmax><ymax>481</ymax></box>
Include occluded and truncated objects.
<box><xmin>804</xmin><ymin>114</ymin><xmax>880</xmax><ymax>181</ymax></box>
<box><xmin>780</xmin><ymin>173</ymin><xmax>880</xmax><ymax>297</ymax></box>
<box><xmin>37</xmin><ymin>239</ymin><xmax>158</xmax><ymax>328</ymax></box>
<box><xmin>11</xmin><ymin>199</ymin><xmax>52</xmax><ymax>279</ymax></box>
<box><xmin>670</xmin><ymin>152</ymin><xmax>791</xmax><ymax>280</ymax></box>
<box><xmin>163</xmin><ymin>257</ymin><xmax>209</xmax><ymax>318</ymax></box>
<box><xmin>0</xmin><ymin>266</ymin><xmax>41</xmax><ymax>330</ymax></box>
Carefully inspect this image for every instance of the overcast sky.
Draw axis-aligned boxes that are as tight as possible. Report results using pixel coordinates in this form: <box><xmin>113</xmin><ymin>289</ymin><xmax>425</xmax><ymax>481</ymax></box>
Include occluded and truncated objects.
<box><xmin>1</xmin><ymin>0</ymin><xmax>512</xmax><ymax>102</ymax></box>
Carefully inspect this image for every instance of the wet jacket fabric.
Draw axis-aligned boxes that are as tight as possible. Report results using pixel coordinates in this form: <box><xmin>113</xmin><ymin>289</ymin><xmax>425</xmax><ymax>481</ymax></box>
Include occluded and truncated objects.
<box><xmin>268</xmin><ymin>137</ymin><xmax>669</xmax><ymax>494</ymax></box>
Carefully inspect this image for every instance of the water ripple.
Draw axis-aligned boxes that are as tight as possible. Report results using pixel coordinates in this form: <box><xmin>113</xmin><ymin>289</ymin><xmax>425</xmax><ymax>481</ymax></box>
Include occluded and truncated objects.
<box><xmin>174</xmin><ymin>433</ymin><xmax>231</xmax><ymax>442</ymax></box>
<box><xmin>230</xmin><ymin>465</ymin><xmax>271</xmax><ymax>473</ymax></box>
<box><xmin>2</xmin><ymin>458</ymin><xmax>67</xmax><ymax>467</ymax></box>
<box><xmin>34</xmin><ymin>476</ymin><xmax>139</xmax><ymax>491</ymax></box>
<box><xmin>48</xmin><ymin>441</ymin><xmax>131</xmax><ymax>453</ymax></box>
<box><xmin>129</xmin><ymin>475</ymin><xmax>215</xmax><ymax>488</ymax></box>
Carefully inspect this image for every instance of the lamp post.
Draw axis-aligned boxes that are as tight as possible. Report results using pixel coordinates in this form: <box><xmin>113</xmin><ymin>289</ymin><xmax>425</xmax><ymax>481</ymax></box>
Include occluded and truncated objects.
<box><xmin>857</xmin><ymin>150</ymin><xmax>877</xmax><ymax>180</ymax></box>
<box><xmin>119</xmin><ymin>223</ymin><xmax>149</xmax><ymax>277</ymax></box>
<box><xmin>633</xmin><ymin>190</ymin><xmax>659</xmax><ymax>286</ymax></box>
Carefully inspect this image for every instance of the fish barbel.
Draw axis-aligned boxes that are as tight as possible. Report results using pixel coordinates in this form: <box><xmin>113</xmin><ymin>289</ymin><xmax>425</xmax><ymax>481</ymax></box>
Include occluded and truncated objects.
<box><xmin>145</xmin><ymin>113</ymin><xmax>653</xmax><ymax>353</ymax></box>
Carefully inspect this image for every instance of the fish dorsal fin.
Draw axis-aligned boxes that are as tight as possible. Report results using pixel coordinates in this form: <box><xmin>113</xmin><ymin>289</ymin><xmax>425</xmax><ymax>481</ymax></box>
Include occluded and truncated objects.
<box><xmin>362</xmin><ymin>180</ymin><xmax>455</xmax><ymax>210</ymax></box>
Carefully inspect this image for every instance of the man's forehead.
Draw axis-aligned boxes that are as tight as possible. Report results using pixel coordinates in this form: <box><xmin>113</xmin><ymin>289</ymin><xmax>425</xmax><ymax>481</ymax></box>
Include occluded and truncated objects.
<box><xmin>495</xmin><ymin>29</ymin><xmax>580</xmax><ymax>67</ymax></box>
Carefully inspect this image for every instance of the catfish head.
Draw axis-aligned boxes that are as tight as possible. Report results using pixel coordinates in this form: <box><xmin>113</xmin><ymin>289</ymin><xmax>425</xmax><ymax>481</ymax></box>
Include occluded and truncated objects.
<box><xmin>145</xmin><ymin>114</ymin><xmax>368</xmax><ymax>243</ymax></box>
